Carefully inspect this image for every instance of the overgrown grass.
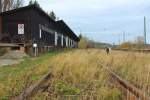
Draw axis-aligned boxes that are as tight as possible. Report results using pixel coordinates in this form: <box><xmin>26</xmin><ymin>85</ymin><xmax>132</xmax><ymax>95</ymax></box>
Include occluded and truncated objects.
<box><xmin>0</xmin><ymin>50</ymin><xmax>66</xmax><ymax>99</ymax></box>
<box><xmin>34</xmin><ymin>49</ymin><xmax>122</xmax><ymax>100</ymax></box>
<box><xmin>88</xmin><ymin>49</ymin><xmax>150</xmax><ymax>96</ymax></box>
<box><xmin>2</xmin><ymin>49</ymin><xmax>149</xmax><ymax>99</ymax></box>
<box><xmin>103</xmin><ymin>51</ymin><xmax>150</xmax><ymax>95</ymax></box>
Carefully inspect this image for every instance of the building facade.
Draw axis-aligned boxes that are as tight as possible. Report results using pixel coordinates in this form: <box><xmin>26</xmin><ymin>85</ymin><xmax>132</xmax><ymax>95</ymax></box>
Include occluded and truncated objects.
<box><xmin>0</xmin><ymin>4</ymin><xmax>79</xmax><ymax>55</ymax></box>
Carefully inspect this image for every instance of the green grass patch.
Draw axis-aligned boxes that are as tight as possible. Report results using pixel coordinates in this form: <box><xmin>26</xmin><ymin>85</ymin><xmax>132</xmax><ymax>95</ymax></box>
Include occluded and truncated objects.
<box><xmin>0</xmin><ymin>50</ymin><xmax>68</xmax><ymax>99</ymax></box>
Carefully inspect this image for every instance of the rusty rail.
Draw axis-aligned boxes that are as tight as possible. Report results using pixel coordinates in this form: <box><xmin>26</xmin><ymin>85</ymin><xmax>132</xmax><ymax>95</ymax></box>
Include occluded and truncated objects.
<box><xmin>104</xmin><ymin>67</ymin><xmax>150</xmax><ymax>100</ymax></box>
<box><xmin>13</xmin><ymin>66</ymin><xmax>150</xmax><ymax>100</ymax></box>
<box><xmin>13</xmin><ymin>72</ymin><xmax>53</xmax><ymax>100</ymax></box>
<box><xmin>113</xmin><ymin>48</ymin><xmax>150</xmax><ymax>53</ymax></box>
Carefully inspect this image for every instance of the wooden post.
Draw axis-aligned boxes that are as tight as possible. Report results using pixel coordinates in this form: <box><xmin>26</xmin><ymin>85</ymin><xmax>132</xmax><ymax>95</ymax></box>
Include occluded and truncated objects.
<box><xmin>33</xmin><ymin>43</ymin><xmax>37</xmax><ymax>57</ymax></box>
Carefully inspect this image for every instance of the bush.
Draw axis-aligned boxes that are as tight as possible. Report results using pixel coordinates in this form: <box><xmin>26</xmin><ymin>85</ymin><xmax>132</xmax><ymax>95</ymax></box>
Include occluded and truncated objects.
<box><xmin>119</xmin><ymin>42</ymin><xmax>134</xmax><ymax>49</ymax></box>
<box><xmin>78</xmin><ymin>37</ymin><xmax>89</xmax><ymax>49</ymax></box>
<box><xmin>119</xmin><ymin>42</ymin><xmax>145</xmax><ymax>49</ymax></box>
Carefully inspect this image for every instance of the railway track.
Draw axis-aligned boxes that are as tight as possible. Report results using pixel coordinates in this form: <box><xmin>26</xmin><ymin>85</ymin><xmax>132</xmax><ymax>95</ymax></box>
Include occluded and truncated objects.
<box><xmin>13</xmin><ymin>67</ymin><xmax>150</xmax><ymax>100</ymax></box>
<box><xmin>113</xmin><ymin>48</ymin><xmax>150</xmax><ymax>53</ymax></box>
<box><xmin>104</xmin><ymin>67</ymin><xmax>150</xmax><ymax>100</ymax></box>
<box><xmin>12</xmin><ymin>72</ymin><xmax>53</xmax><ymax>100</ymax></box>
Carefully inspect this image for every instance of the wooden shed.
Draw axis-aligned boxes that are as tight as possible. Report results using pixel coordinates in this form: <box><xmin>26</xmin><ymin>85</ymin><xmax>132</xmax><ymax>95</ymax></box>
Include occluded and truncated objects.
<box><xmin>56</xmin><ymin>20</ymin><xmax>79</xmax><ymax>48</ymax></box>
<box><xmin>0</xmin><ymin>4</ymin><xmax>79</xmax><ymax>55</ymax></box>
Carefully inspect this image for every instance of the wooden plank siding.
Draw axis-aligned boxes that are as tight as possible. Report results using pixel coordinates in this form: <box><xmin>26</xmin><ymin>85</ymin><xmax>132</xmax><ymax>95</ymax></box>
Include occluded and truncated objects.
<box><xmin>29</xmin><ymin>8</ymin><xmax>56</xmax><ymax>47</ymax></box>
<box><xmin>0</xmin><ymin>16</ymin><xmax>2</xmax><ymax>33</ymax></box>
<box><xmin>0</xmin><ymin>4</ymin><xmax>79</xmax><ymax>55</ymax></box>
<box><xmin>1</xmin><ymin>9</ymin><xmax>31</xmax><ymax>43</ymax></box>
<box><xmin>0</xmin><ymin>16</ymin><xmax>2</xmax><ymax>42</ymax></box>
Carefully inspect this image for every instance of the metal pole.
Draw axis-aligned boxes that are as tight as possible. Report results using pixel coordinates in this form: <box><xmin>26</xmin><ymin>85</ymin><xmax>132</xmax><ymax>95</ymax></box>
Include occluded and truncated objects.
<box><xmin>123</xmin><ymin>31</ymin><xmax>125</xmax><ymax>43</ymax></box>
<box><xmin>34</xmin><ymin>47</ymin><xmax>36</xmax><ymax>57</ymax></box>
<box><xmin>144</xmin><ymin>16</ymin><xmax>147</xmax><ymax>45</ymax></box>
<box><xmin>118</xmin><ymin>37</ymin><xmax>120</xmax><ymax>45</ymax></box>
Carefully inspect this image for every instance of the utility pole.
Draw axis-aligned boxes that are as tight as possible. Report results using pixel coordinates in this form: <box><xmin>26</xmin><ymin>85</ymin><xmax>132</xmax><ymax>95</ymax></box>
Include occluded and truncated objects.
<box><xmin>144</xmin><ymin>16</ymin><xmax>147</xmax><ymax>45</ymax></box>
<box><xmin>123</xmin><ymin>31</ymin><xmax>125</xmax><ymax>43</ymax></box>
<box><xmin>118</xmin><ymin>34</ymin><xmax>121</xmax><ymax>45</ymax></box>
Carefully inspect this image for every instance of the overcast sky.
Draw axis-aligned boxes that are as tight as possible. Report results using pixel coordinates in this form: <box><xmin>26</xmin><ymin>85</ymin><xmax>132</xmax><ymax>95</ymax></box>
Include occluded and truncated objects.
<box><xmin>25</xmin><ymin>0</ymin><xmax>150</xmax><ymax>44</ymax></box>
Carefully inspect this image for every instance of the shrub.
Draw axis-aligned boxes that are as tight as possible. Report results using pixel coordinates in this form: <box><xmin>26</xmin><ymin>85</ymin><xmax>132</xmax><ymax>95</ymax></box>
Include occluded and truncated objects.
<box><xmin>78</xmin><ymin>37</ymin><xmax>89</xmax><ymax>49</ymax></box>
<box><xmin>119</xmin><ymin>42</ymin><xmax>135</xmax><ymax>49</ymax></box>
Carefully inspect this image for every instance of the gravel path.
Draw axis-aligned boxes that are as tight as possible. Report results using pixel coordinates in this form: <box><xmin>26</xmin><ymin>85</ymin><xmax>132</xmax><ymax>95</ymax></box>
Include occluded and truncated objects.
<box><xmin>0</xmin><ymin>59</ymin><xmax>24</xmax><ymax>66</ymax></box>
<box><xmin>0</xmin><ymin>50</ymin><xmax>28</xmax><ymax>67</ymax></box>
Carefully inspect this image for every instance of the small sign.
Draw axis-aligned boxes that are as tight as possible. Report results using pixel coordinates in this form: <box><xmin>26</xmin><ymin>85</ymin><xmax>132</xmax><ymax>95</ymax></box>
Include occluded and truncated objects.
<box><xmin>33</xmin><ymin>43</ymin><xmax>37</xmax><ymax>48</ymax></box>
<box><xmin>18</xmin><ymin>24</ymin><xmax>24</xmax><ymax>34</ymax></box>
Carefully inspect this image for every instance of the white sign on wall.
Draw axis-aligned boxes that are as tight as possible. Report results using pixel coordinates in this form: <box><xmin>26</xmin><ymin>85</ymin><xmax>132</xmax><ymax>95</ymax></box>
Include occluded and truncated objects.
<box><xmin>18</xmin><ymin>24</ymin><xmax>24</xmax><ymax>34</ymax></box>
<box><xmin>33</xmin><ymin>43</ymin><xmax>37</xmax><ymax>48</ymax></box>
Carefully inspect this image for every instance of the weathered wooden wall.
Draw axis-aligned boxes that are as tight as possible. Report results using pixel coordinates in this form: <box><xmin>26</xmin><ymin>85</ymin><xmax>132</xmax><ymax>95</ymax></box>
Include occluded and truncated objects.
<box><xmin>1</xmin><ymin>9</ymin><xmax>31</xmax><ymax>43</ymax></box>
<box><xmin>0</xmin><ymin>5</ymin><xmax>79</xmax><ymax>56</ymax></box>
<box><xmin>30</xmin><ymin>8</ymin><xmax>56</xmax><ymax>47</ymax></box>
<box><xmin>0</xmin><ymin>16</ymin><xmax>2</xmax><ymax>33</ymax></box>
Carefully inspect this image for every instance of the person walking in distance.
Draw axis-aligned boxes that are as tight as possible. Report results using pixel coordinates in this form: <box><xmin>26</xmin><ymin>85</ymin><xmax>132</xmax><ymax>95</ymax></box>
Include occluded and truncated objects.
<box><xmin>106</xmin><ymin>47</ymin><xmax>110</xmax><ymax>54</ymax></box>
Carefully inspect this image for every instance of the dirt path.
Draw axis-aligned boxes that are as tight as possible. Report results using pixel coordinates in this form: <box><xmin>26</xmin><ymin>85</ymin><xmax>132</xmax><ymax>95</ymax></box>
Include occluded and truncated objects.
<box><xmin>0</xmin><ymin>50</ymin><xmax>28</xmax><ymax>67</ymax></box>
<box><xmin>0</xmin><ymin>59</ymin><xmax>24</xmax><ymax>66</ymax></box>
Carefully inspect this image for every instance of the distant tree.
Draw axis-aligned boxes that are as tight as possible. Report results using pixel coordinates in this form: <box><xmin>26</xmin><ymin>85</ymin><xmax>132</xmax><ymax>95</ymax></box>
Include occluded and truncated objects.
<box><xmin>79</xmin><ymin>34</ymin><xmax>82</xmax><ymax>40</ymax></box>
<box><xmin>28</xmin><ymin>0</ymin><xmax>40</xmax><ymax>7</ymax></box>
<box><xmin>0</xmin><ymin>0</ymin><xmax>3</xmax><ymax>12</ymax></box>
<box><xmin>13</xmin><ymin>0</ymin><xmax>24</xmax><ymax>9</ymax></box>
<box><xmin>0</xmin><ymin>0</ymin><xmax>1</xmax><ymax>12</ymax></box>
<box><xmin>78</xmin><ymin>37</ymin><xmax>88</xmax><ymax>49</ymax></box>
<box><xmin>78</xmin><ymin>36</ymin><xmax>95</xmax><ymax>49</ymax></box>
<box><xmin>2</xmin><ymin>0</ymin><xmax>12</xmax><ymax>12</ymax></box>
<box><xmin>0</xmin><ymin>0</ymin><xmax>23</xmax><ymax>12</ymax></box>
<box><xmin>34</xmin><ymin>0</ymin><xmax>40</xmax><ymax>7</ymax></box>
<box><xmin>29</xmin><ymin>0</ymin><xmax>33</xmax><ymax>5</ymax></box>
<box><xmin>119</xmin><ymin>42</ymin><xmax>135</xmax><ymax>49</ymax></box>
<box><xmin>49</xmin><ymin>11</ymin><xmax>56</xmax><ymax>21</ymax></box>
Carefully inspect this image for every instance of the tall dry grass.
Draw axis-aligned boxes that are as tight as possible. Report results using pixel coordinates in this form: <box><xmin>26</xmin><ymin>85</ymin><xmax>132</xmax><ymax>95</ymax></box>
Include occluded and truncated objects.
<box><xmin>1</xmin><ymin>49</ymin><xmax>150</xmax><ymax>99</ymax></box>
<box><xmin>94</xmin><ymin>49</ymin><xmax>150</xmax><ymax>95</ymax></box>
<box><xmin>34</xmin><ymin>50</ymin><xmax>122</xmax><ymax>100</ymax></box>
<box><xmin>35</xmin><ymin>49</ymin><xmax>150</xmax><ymax>99</ymax></box>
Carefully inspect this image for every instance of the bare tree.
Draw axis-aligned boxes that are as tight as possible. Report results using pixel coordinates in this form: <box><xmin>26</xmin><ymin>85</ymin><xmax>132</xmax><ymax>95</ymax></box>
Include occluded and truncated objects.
<box><xmin>1</xmin><ymin>0</ymin><xmax>14</xmax><ymax>12</ymax></box>
<box><xmin>49</xmin><ymin>11</ymin><xmax>56</xmax><ymax>21</ymax></box>
<box><xmin>5</xmin><ymin>0</ymin><xmax>13</xmax><ymax>11</ymax></box>
<box><xmin>0</xmin><ymin>0</ymin><xmax>23</xmax><ymax>12</ymax></box>
<box><xmin>29</xmin><ymin>0</ymin><xmax>33</xmax><ymax>5</ymax></box>
<box><xmin>0</xmin><ymin>0</ymin><xmax>2</xmax><ymax>12</ymax></box>
<box><xmin>13</xmin><ymin>0</ymin><xmax>24</xmax><ymax>9</ymax></box>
